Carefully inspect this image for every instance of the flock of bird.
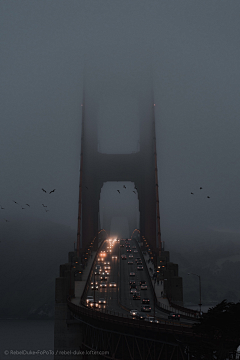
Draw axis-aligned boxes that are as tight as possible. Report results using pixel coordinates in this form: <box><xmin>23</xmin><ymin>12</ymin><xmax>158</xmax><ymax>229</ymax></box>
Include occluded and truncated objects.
<box><xmin>191</xmin><ymin>187</ymin><xmax>210</xmax><ymax>198</ymax></box>
<box><xmin>1</xmin><ymin>188</ymin><xmax>56</xmax><ymax>223</ymax></box>
<box><xmin>1</xmin><ymin>185</ymin><xmax>211</xmax><ymax>224</ymax></box>
<box><xmin>116</xmin><ymin>185</ymin><xmax>137</xmax><ymax>194</ymax></box>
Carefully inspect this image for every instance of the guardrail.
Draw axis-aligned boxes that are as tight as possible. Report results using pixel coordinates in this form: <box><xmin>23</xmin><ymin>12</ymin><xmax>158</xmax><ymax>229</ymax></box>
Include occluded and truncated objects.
<box><xmin>133</xmin><ymin>237</ymin><xmax>200</xmax><ymax>319</ymax></box>
<box><xmin>167</xmin><ymin>299</ymin><xmax>200</xmax><ymax>317</ymax></box>
<box><xmin>68</xmin><ymin>297</ymin><xmax>193</xmax><ymax>336</ymax></box>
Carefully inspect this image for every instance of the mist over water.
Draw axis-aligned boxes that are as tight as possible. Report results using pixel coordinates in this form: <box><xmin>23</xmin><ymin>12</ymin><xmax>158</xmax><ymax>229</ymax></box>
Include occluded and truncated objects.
<box><xmin>0</xmin><ymin>320</ymin><xmax>54</xmax><ymax>360</ymax></box>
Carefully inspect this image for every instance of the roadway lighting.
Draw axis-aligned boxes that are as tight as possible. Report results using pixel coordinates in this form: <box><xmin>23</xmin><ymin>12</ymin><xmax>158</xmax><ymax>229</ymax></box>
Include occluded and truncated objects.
<box><xmin>188</xmin><ymin>273</ymin><xmax>202</xmax><ymax>313</ymax></box>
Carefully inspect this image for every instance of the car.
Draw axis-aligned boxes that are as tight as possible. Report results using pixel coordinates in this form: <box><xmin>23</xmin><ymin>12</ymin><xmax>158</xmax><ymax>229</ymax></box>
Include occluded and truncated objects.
<box><xmin>130</xmin><ymin>309</ymin><xmax>139</xmax><ymax>316</ymax></box>
<box><xmin>121</xmin><ymin>255</ymin><xmax>127</xmax><ymax>260</ymax></box>
<box><xmin>129</xmin><ymin>272</ymin><xmax>135</xmax><ymax>276</ymax></box>
<box><xmin>98</xmin><ymin>298</ymin><xmax>106</xmax><ymax>304</ymax></box>
<box><xmin>89</xmin><ymin>300</ymin><xmax>99</xmax><ymax>308</ymax></box>
<box><xmin>100</xmin><ymin>272</ymin><xmax>108</xmax><ymax>280</ymax></box>
<box><xmin>141</xmin><ymin>305</ymin><xmax>151</xmax><ymax>312</ymax></box>
<box><xmin>112</xmin><ymin>255</ymin><xmax>117</xmax><ymax>259</ymax></box>
<box><xmin>109</xmin><ymin>282</ymin><xmax>117</xmax><ymax>287</ymax></box>
<box><xmin>99</xmin><ymin>283</ymin><xmax>107</xmax><ymax>288</ymax></box>
<box><xmin>91</xmin><ymin>284</ymin><xmax>99</xmax><ymax>290</ymax></box>
<box><xmin>129</xmin><ymin>280</ymin><xmax>136</xmax><ymax>285</ymax></box>
<box><xmin>135</xmin><ymin>258</ymin><xmax>141</xmax><ymax>262</ymax></box>
<box><xmin>134</xmin><ymin>250</ymin><xmax>138</xmax><ymax>253</ymax></box>
<box><xmin>86</xmin><ymin>296</ymin><xmax>94</xmax><ymax>304</ymax></box>
<box><xmin>100</xmin><ymin>276</ymin><xmax>107</xmax><ymax>281</ymax></box>
<box><xmin>132</xmin><ymin>246</ymin><xmax>136</xmax><ymax>249</ymax></box>
<box><xmin>139</xmin><ymin>280</ymin><xmax>146</xmax><ymax>285</ymax></box>
<box><xmin>130</xmin><ymin>288</ymin><xmax>137</xmax><ymax>294</ymax></box>
<box><xmin>127</xmin><ymin>249</ymin><xmax>131</xmax><ymax>253</ymax></box>
<box><xmin>144</xmin><ymin>317</ymin><xmax>159</xmax><ymax>323</ymax></box>
<box><xmin>120</xmin><ymin>244</ymin><xmax>124</xmax><ymax>247</ymax></box>
<box><xmin>133</xmin><ymin>292</ymin><xmax>141</xmax><ymax>300</ymax></box>
<box><xmin>137</xmin><ymin>261</ymin><xmax>142</xmax><ymax>265</ymax></box>
<box><xmin>128</xmin><ymin>261</ymin><xmax>133</xmax><ymax>265</ymax></box>
<box><xmin>141</xmin><ymin>284</ymin><xmax>147</xmax><ymax>290</ymax></box>
<box><xmin>137</xmin><ymin>266</ymin><xmax>143</xmax><ymax>271</ymax></box>
<box><xmin>142</xmin><ymin>298</ymin><xmax>150</xmax><ymax>304</ymax></box>
<box><xmin>128</xmin><ymin>255</ymin><xmax>133</xmax><ymax>258</ymax></box>
<box><xmin>130</xmin><ymin>283</ymin><xmax>136</xmax><ymax>289</ymax></box>
<box><xmin>168</xmin><ymin>313</ymin><xmax>180</xmax><ymax>321</ymax></box>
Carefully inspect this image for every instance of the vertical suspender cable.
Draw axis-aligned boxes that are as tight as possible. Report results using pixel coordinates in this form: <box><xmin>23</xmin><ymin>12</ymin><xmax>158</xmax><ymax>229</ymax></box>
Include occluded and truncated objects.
<box><xmin>153</xmin><ymin>104</ymin><xmax>162</xmax><ymax>255</ymax></box>
<box><xmin>77</xmin><ymin>101</ymin><xmax>84</xmax><ymax>257</ymax></box>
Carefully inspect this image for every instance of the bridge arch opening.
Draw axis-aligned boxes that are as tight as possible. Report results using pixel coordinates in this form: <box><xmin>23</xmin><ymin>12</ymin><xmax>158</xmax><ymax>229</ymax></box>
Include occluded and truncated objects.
<box><xmin>99</xmin><ymin>181</ymin><xmax>139</xmax><ymax>238</ymax></box>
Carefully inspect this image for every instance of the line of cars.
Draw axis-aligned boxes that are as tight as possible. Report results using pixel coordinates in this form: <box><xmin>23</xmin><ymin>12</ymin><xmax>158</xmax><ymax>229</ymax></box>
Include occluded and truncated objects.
<box><xmin>123</xmin><ymin>240</ymin><xmax>154</xmax><ymax>318</ymax></box>
<box><xmin>86</xmin><ymin>240</ymin><xmax>118</xmax><ymax>308</ymax></box>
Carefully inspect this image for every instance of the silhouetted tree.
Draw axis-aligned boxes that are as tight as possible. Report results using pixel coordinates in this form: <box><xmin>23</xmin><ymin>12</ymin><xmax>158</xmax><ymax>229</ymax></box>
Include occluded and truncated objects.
<box><xmin>189</xmin><ymin>300</ymin><xmax>240</xmax><ymax>359</ymax></box>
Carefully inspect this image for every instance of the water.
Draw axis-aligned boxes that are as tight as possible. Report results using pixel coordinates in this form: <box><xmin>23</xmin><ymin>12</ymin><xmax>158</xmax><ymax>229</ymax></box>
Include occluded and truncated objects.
<box><xmin>0</xmin><ymin>319</ymin><xmax>54</xmax><ymax>360</ymax></box>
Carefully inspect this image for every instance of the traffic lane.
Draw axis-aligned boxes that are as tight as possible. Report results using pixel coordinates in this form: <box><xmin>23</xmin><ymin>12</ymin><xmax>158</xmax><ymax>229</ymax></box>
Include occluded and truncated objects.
<box><xmin>120</xmin><ymin>241</ymin><xmax>155</xmax><ymax>315</ymax></box>
<box><xmin>86</xmin><ymin>239</ymin><xmax>125</xmax><ymax>313</ymax></box>
<box><xmin>130</xmin><ymin>240</ymin><xmax>195</xmax><ymax>324</ymax></box>
<box><xmin>97</xmin><ymin>240</ymin><xmax>118</xmax><ymax>310</ymax></box>
<box><xmin>120</xmin><ymin>239</ymin><xmax>176</xmax><ymax>321</ymax></box>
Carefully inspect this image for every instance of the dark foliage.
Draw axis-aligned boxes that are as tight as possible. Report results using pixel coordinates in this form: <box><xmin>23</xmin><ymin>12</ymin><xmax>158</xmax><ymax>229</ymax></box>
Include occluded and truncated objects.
<box><xmin>189</xmin><ymin>300</ymin><xmax>240</xmax><ymax>359</ymax></box>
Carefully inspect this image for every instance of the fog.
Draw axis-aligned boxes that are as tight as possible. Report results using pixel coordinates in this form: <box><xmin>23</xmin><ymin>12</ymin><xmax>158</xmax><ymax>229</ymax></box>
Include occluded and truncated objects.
<box><xmin>1</xmin><ymin>1</ymin><xmax>240</xmax><ymax>248</ymax></box>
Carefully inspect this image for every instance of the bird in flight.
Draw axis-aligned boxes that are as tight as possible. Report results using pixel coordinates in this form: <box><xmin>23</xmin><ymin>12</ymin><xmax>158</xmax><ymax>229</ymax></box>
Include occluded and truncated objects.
<box><xmin>4</xmin><ymin>219</ymin><xmax>9</xmax><ymax>222</ymax></box>
<box><xmin>26</xmin><ymin>204</ymin><xmax>30</xmax><ymax>207</ymax></box>
<box><xmin>200</xmin><ymin>187</ymin><xmax>202</xmax><ymax>190</ymax></box>
<box><xmin>85</xmin><ymin>186</ymin><xmax>88</xmax><ymax>190</ymax></box>
<box><xmin>42</xmin><ymin>204</ymin><xmax>47</xmax><ymax>207</ymax></box>
<box><xmin>45</xmin><ymin>209</ymin><xmax>49</xmax><ymax>212</ymax></box>
<box><xmin>49</xmin><ymin>189</ymin><xmax>56</xmax><ymax>194</ymax></box>
<box><xmin>117</xmin><ymin>190</ymin><xmax>120</xmax><ymax>194</ymax></box>
<box><xmin>13</xmin><ymin>201</ymin><xmax>18</xmax><ymax>204</ymax></box>
<box><xmin>207</xmin><ymin>196</ymin><xmax>210</xmax><ymax>198</ymax></box>
<box><xmin>191</xmin><ymin>192</ymin><xmax>194</xmax><ymax>195</ymax></box>
<box><xmin>21</xmin><ymin>207</ymin><xmax>25</xmax><ymax>210</ymax></box>
<box><xmin>42</xmin><ymin>188</ymin><xmax>47</xmax><ymax>193</ymax></box>
<box><xmin>123</xmin><ymin>185</ymin><xmax>126</xmax><ymax>189</ymax></box>
<box><xmin>133</xmin><ymin>191</ymin><xmax>136</xmax><ymax>194</ymax></box>
<box><xmin>1</xmin><ymin>206</ymin><xmax>4</xmax><ymax>209</ymax></box>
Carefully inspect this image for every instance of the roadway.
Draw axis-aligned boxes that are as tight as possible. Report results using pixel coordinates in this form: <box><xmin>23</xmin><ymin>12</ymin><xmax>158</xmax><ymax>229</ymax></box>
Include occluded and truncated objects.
<box><xmin>83</xmin><ymin>237</ymin><xmax>194</xmax><ymax>327</ymax></box>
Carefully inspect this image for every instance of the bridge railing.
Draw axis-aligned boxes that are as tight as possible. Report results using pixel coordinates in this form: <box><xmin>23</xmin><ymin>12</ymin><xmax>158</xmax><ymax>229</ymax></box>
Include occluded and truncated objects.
<box><xmin>80</xmin><ymin>241</ymin><xmax>104</xmax><ymax>304</ymax></box>
<box><xmin>67</xmin><ymin>296</ymin><xmax>194</xmax><ymax>335</ymax></box>
<box><xmin>133</xmin><ymin>235</ymin><xmax>200</xmax><ymax>319</ymax></box>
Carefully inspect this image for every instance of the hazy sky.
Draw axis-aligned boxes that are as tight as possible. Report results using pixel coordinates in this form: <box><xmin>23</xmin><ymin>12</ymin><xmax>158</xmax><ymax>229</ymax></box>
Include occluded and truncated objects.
<box><xmin>1</xmin><ymin>1</ymin><xmax>240</xmax><ymax>244</ymax></box>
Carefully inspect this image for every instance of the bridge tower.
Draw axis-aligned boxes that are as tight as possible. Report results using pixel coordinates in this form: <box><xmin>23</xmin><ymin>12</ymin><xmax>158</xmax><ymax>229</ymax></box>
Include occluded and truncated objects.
<box><xmin>77</xmin><ymin>91</ymin><xmax>161</xmax><ymax>258</ymax></box>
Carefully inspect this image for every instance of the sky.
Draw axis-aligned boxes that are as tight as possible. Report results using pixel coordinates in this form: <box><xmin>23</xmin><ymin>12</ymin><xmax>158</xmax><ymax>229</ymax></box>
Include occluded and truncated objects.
<box><xmin>1</xmin><ymin>0</ymin><xmax>240</xmax><ymax>246</ymax></box>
